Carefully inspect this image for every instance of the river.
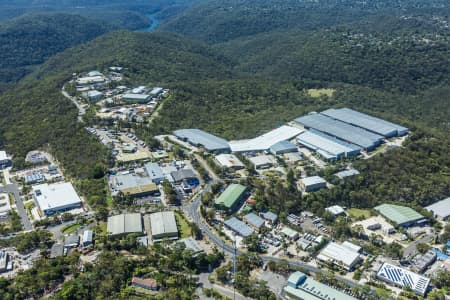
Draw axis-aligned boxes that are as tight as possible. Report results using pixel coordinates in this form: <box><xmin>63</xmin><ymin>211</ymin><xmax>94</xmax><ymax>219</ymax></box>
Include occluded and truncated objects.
<box><xmin>137</xmin><ymin>13</ymin><xmax>160</xmax><ymax>32</ymax></box>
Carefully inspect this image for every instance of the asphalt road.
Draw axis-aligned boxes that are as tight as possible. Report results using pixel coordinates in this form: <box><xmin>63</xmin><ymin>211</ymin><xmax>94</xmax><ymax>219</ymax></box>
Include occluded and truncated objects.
<box><xmin>403</xmin><ymin>234</ymin><xmax>435</xmax><ymax>258</ymax></box>
<box><xmin>61</xmin><ymin>87</ymin><xmax>85</xmax><ymax>122</ymax></box>
<box><xmin>0</xmin><ymin>184</ymin><xmax>32</xmax><ymax>231</ymax></box>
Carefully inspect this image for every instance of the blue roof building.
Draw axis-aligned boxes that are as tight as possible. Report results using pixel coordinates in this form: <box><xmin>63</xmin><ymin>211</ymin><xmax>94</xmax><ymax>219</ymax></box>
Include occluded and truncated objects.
<box><xmin>243</xmin><ymin>213</ymin><xmax>265</xmax><ymax>230</ymax></box>
<box><xmin>224</xmin><ymin>217</ymin><xmax>254</xmax><ymax>237</ymax></box>
<box><xmin>144</xmin><ymin>162</ymin><xmax>165</xmax><ymax>184</ymax></box>
<box><xmin>174</xmin><ymin>129</ymin><xmax>230</xmax><ymax>152</ymax></box>
<box><xmin>269</xmin><ymin>140</ymin><xmax>298</xmax><ymax>155</ymax></box>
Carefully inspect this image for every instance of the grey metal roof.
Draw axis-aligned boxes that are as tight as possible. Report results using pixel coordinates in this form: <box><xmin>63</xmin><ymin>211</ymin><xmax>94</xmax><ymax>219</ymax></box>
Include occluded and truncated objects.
<box><xmin>297</xmin><ymin>130</ymin><xmax>360</xmax><ymax>158</ymax></box>
<box><xmin>107</xmin><ymin>213</ymin><xmax>143</xmax><ymax>235</ymax></box>
<box><xmin>174</xmin><ymin>129</ymin><xmax>230</xmax><ymax>151</ymax></box>
<box><xmin>170</xmin><ymin>169</ymin><xmax>197</xmax><ymax>182</ymax></box>
<box><xmin>64</xmin><ymin>235</ymin><xmax>80</xmax><ymax>247</ymax></box>
<box><xmin>224</xmin><ymin>217</ymin><xmax>254</xmax><ymax>237</ymax></box>
<box><xmin>335</xmin><ymin>169</ymin><xmax>360</xmax><ymax>179</ymax></box>
<box><xmin>426</xmin><ymin>197</ymin><xmax>450</xmax><ymax>219</ymax></box>
<box><xmin>322</xmin><ymin>108</ymin><xmax>408</xmax><ymax>137</ymax></box>
<box><xmin>270</xmin><ymin>140</ymin><xmax>298</xmax><ymax>153</ymax></box>
<box><xmin>83</xmin><ymin>230</ymin><xmax>93</xmax><ymax>243</ymax></box>
<box><xmin>144</xmin><ymin>163</ymin><xmax>165</xmax><ymax>182</ymax></box>
<box><xmin>301</xmin><ymin>176</ymin><xmax>327</xmax><ymax>187</ymax></box>
<box><xmin>294</xmin><ymin>113</ymin><xmax>383</xmax><ymax>149</ymax></box>
<box><xmin>261</xmin><ymin>211</ymin><xmax>278</xmax><ymax>222</ymax></box>
<box><xmin>243</xmin><ymin>213</ymin><xmax>265</xmax><ymax>228</ymax></box>
<box><xmin>150</xmin><ymin>211</ymin><xmax>178</xmax><ymax>237</ymax></box>
<box><xmin>114</xmin><ymin>173</ymin><xmax>153</xmax><ymax>191</ymax></box>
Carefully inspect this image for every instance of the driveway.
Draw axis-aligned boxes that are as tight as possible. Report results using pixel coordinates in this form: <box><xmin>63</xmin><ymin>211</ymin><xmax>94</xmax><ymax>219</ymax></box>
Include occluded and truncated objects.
<box><xmin>0</xmin><ymin>184</ymin><xmax>32</xmax><ymax>231</ymax></box>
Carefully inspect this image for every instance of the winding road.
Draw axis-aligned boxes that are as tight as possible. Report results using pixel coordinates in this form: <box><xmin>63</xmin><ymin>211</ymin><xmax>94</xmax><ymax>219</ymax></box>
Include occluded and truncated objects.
<box><xmin>61</xmin><ymin>86</ymin><xmax>85</xmax><ymax>122</ymax></box>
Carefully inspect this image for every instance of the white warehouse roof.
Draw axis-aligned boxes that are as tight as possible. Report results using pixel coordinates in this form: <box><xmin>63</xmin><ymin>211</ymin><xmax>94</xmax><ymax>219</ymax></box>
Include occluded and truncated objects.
<box><xmin>229</xmin><ymin>126</ymin><xmax>303</xmax><ymax>152</ymax></box>
<box><xmin>150</xmin><ymin>211</ymin><xmax>178</xmax><ymax>238</ymax></box>
<box><xmin>317</xmin><ymin>241</ymin><xmax>360</xmax><ymax>270</ymax></box>
<box><xmin>426</xmin><ymin>197</ymin><xmax>450</xmax><ymax>219</ymax></box>
<box><xmin>107</xmin><ymin>213</ymin><xmax>143</xmax><ymax>236</ymax></box>
<box><xmin>301</xmin><ymin>176</ymin><xmax>326</xmax><ymax>187</ymax></box>
<box><xmin>33</xmin><ymin>182</ymin><xmax>82</xmax><ymax>214</ymax></box>
<box><xmin>215</xmin><ymin>154</ymin><xmax>245</xmax><ymax>169</ymax></box>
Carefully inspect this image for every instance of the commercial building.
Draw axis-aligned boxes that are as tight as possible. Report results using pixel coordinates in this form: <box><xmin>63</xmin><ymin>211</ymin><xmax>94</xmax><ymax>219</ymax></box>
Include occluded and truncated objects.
<box><xmin>0</xmin><ymin>151</ymin><xmax>12</xmax><ymax>168</ymax></box>
<box><xmin>335</xmin><ymin>169</ymin><xmax>360</xmax><ymax>179</ymax></box>
<box><xmin>243</xmin><ymin>213</ymin><xmax>265</xmax><ymax>231</ymax></box>
<box><xmin>107</xmin><ymin>213</ymin><xmax>143</xmax><ymax>236</ymax></box>
<box><xmin>284</xmin><ymin>271</ymin><xmax>357</xmax><ymax>300</ymax></box>
<box><xmin>375</xmin><ymin>204</ymin><xmax>426</xmax><ymax>228</ymax></box>
<box><xmin>321</xmin><ymin>108</ymin><xmax>409</xmax><ymax>137</ymax></box>
<box><xmin>111</xmin><ymin>172</ymin><xmax>160</xmax><ymax>198</ymax></box>
<box><xmin>425</xmin><ymin>197</ymin><xmax>450</xmax><ymax>220</ymax></box>
<box><xmin>229</xmin><ymin>125</ymin><xmax>303</xmax><ymax>153</ymax></box>
<box><xmin>260</xmin><ymin>211</ymin><xmax>278</xmax><ymax>225</ymax></box>
<box><xmin>317</xmin><ymin>241</ymin><xmax>361</xmax><ymax>271</ymax></box>
<box><xmin>377</xmin><ymin>263</ymin><xmax>430</xmax><ymax>296</ymax></box>
<box><xmin>131</xmin><ymin>277</ymin><xmax>158</xmax><ymax>291</ymax></box>
<box><xmin>326</xmin><ymin>205</ymin><xmax>346</xmax><ymax>216</ymax></box>
<box><xmin>180</xmin><ymin>237</ymin><xmax>203</xmax><ymax>255</ymax></box>
<box><xmin>248</xmin><ymin>155</ymin><xmax>277</xmax><ymax>169</ymax></box>
<box><xmin>296</xmin><ymin>130</ymin><xmax>361</xmax><ymax>160</ymax></box>
<box><xmin>269</xmin><ymin>140</ymin><xmax>298</xmax><ymax>155</ymax></box>
<box><xmin>294</xmin><ymin>113</ymin><xmax>383</xmax><ymax>150</ymax></box>
<box><xmin>223</xmin><ymin>217</ymin><xmax>254</xmax><ymax>237</ymax></box>
<box><xmin>281</xmin><ymin>227</ymin><xmax>299</xmax><ymax>240</ymax></box>
<box><xmin>174</xmin><ymin>129</ymin><xmax>230</xmax><ymax>152</ymax></box>
<box><xmin>299</xmin><ymin>176</ymin><xmax>327</xmax><ymax>192</ymax></box>
<box><xmin>411</xmin><ymin>250</ymin><xmax>437</xmax><ymax>274</ymax></box>
<box><xmin>33</xmin><ymin>182</ymin><xmax>83</xmax><ymax>216</ymax></box>
<box><xmin>0</xmin><ymin>251</ymin><xmax>9</xmax><ymax>273</ymax></box>
<box><xmin>87</xmin><ymin>90</ymin><xmax>103</xmax><ymax>101</ymax></box>
<box><xmin>150</xmin><ymin>87</ymin><xmax>164</xmax><ymax>96</ymax></box>
<box><xmin>144</xmin><ymin>163</ymin><xmax>165</xmax><ymax>184</ymax></box>
<box><xmin>214</xmin><ymin>184</ymin><xmax>247</xmax><ymax>213</ymax></box>
<box><xmin>149</xmin><ymin>211</ymin><xmax>178</xmax><ymax>241</ymax></box>
<box><xmin>170</xmin><ymin>169</ymin><xmax>198</xmax><ymax>186</ymax></box>
<box><xmin>122</xmin><ymin>93</ymin><xmax>151</xmax><ymax>103</ymax></box>
<box><xmin>82</xmin><ymin>230</ymin><xmax>93</xmax><ymax>247</ymax></box>
<box><xmin>24</xmin><ymin>172</ymin><xmax>45</xmax><ymax>185</ymax></box>
<box><xmin>214</xmin><ymin>154</ymin><xmax>245</xmax><ymax>170</ymax></box>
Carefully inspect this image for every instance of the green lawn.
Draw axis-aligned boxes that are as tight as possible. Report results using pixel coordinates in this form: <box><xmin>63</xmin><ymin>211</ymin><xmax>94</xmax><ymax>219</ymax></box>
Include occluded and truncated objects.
<box><xmin>175</xmin><ymin>211</ymin><xmax>192</xmax><ymax>238</ymax></box>
<box><xmin>62</xmin><ymin>223</ymin><xmax>82</xmax><ymax>234</ymax></box>
<box><xmin>347</xmin><ymin>208</ymin><xmax>371</xmax><ymax>219</ymax></box>
<box><xmin>307</xmin><ymin>88</ymin><xmax>335</xmax><ymax>98</ymax></box>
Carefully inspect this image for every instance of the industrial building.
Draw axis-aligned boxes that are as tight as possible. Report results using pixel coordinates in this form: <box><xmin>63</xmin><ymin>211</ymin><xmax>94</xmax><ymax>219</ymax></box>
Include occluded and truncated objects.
<box><xmin>82</xmin><ymin>230</ymin><xmax>93</xmax><ymax>247</ymax></box>
<box><xmin>317</xmin><ymin>241</ymin><xmax>361</xmax><ymax>271</ymax></box>
<box><xmin>64</xmin><ymin>235</ymin><xmax>80</xmax><ymax>249</ymax></box>
<box><xmin>149</xmin><ymin>211</ymin><xmax>178</xmax><ymax>241</ymax></box>
<box><xmin>281</xmin><ymin>227</ymin><xmax>299</xmax><ymax>240</ymax></box>
<box><xmin>0</xmin><ymin>251</ymin><xmax>9</xmax><ymax>273</ymax></box>
<box><xmin>122</xmin><ymin>93</ymin><xmax>151</xmax><ymax>103</ymax></box>
<box><xmin>269</xmin><ymin>140</ymin><xmax>298</xmax><ymax>155</ymax></box>
<box><xmin>76</xmin><ymin>75</ymin><xmax>105</xmax><ymax>86</ymax></box>
<box><xmin>131</xmin><ymin>277</ymin><xmax>158</xmax><ymax>291</ymax></box>
<box><xmin>111</xmin><ymin>171</ymin><xmax>160</xmax><ymax>198</ymax></box>
<box><xmin>180</xmin><ymin>237</ymin><xmax>203</xmax><ymax>255</ymax></box>
<box><xmin>144</xmin><ymin>163</ymin><xmax>165</xmax><ymax>184</ymax></box>
<box><xmin>335</xmin><ymin>169</ymin><xmax>360</xmax><ymax>179</ymax></box>
<box><xmin>326</xmin><ymin>205</ymin><xmax>346</xmax><ymax>216</ymax></box>
<box><xmin>299</xmin><ymin>176</ymin><xmax>327</xmax><ymax>192</ymax></box>
<box><xmin>33</xmin><ymin>182</ymin><xmax>83</xmax><ymax>216</ymax></box>
<box><xmin>411</xmin><ymin>250</ymin><xmax>437</xmax><ymax>274</ymax></box>
<box><xmin>294</xmin><ymin>113</ymin><xmax>383</xmax><ymax>150</ymax></box>
<box><xmin>24</xmin><ymin>172</ymin><xmax>45</xmax><ymax>185</ymax></box>
<box><xmin>296</xmin><ymin>130</ymin><xmax>361</xmax><ymax>160</ymax></box>
<box><xmin>87</xmin><ymin>90</ymin><xmax>103</xmax><ymax>101</ymax></box>
<box><xmin>170</xmin><ymin>169</ymin><xmax>198</xmax><ymax>185</ymax></box>
<box><xmin>375</xmin><ymin>204</ymin><xmax>426</xmax><ymax>228</ymax></box>
<box><xmin>321</xmin><ymin>108</ymin><xmax>409</xmax><ymax>137</ymax></box>
<box><xmin>243</xmin><ymin>213</ymin><xmax>265</xmax><ymax>231</ymax></box>
<box><xmin>173</xmin><ymin>129</ymin><xmax>230</xmax><ymax>152</ymax></box>
<box><xmin>284</xmin><ymin>271</ymin><xmax>357</xmax><ymax>300</ymax></box>
<box><xmin>214</xmin><ymin>154</ymin><xmax>245</xmax><ymax>170</ymax></box>
<box><xmin>107</xmin><ymin>213</ymin><xmax>143</xmax><ymax>236</ymax></box>
<box><xmin>377</xmin><ymin>263</ymin><xmax>430</xmax><ymax>296</ymax></box>
<box><xmin>229</xmin><ymin>125</ymin><xmax>303</xmax><ymax>153</ymax></box>
<box><xmin>223</xmin><ymin>217</ymin><xmax>254</xmax><ymax>237</ymax></box>
<box><xmin>248</xmin><ymin>155</ymin><xmax>277</xmax><ymax>169</ymax></box>
<box><xmin>425</xmin><ymin>197</ymin><xmax>450</xmax><ymax>220</ymax></box>
<box><xmin>0</xmin><ymin>151</ymin><xmax>12</xmax><ymax>168</ymax></box>
<box><xmin>214</xmin><ymin>184</ymin><xmax>247</xmax><ymax>213</ymax></box>
<box><xmin>150</xmin><ymin>87</ymin><xmax>164</xmax><ymax>96</ymax></box>
<box><xmin>260</xmin><ymin>211</ymin><xmax>278</xmax><ymax>225</ymax></box>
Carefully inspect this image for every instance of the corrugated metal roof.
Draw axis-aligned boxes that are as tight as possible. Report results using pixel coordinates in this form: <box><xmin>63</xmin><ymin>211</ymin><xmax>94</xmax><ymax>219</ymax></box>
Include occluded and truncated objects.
<box><xmin>426</xmin><ymin>197</ymin><xmax>450</xmax><ymax>219</ymax></box>
<box><xmin>224</xmin><ymin>217</ymin><xmax>254</xmax><ymax>237</ymax></box>
<box><xmin>295</xmin><ymin>113</ymin><xmax>383</xmax><ymax>149</ymax></box>
<box><xmin>377</xmin><ymin>263</ymin><xmax>430</xmax><ymax>296</ymax></box>
<box><xmin>335</xmin><ymin>169</ymin><xmax>360</xmax><ymax>179</ymax></box>
<box><xmin>375</xmin><ymin>204</ymin><xmax>425</xmax><ymax>226</ymax></box>
<box><xmin>270</xmin><ymin>140</ymin><xmax>298</xmax><ymax>153</ymax></box>
<box><xmin>174</xmin><ymin>129</ymin><xmax>230</xmax><ymax>151</ymax></box>
<box><xmin>144</xmin><ymin>162</ymin><xmax>165</xmax><ymax>182</ymax></box>
<box><xmin>215</xmin><ymin>184</ymin><xmax>247</xmax><ymax>209</ymax></box>
<box><xmin>297</xmin><ymin>130</ymin><xmax>360</xmax><ymax>158</ymax></box>
<box><xmin>317</xmin><ymin>242</ymin><xmax>360</xmax><ymax>269</ymax></box>
<box><xmin>170</xmin><ymin>169</ymin><xmax>197</xmax><ymax>182</ymax></box>
<box><xmin>150</xmin><ymin>211</ymin><xmax>178</xmax><ymax>237</ymax></box>
<box><xmin>301</xmin><ymin>176</ymin><xmax>327</xmax><ymax>187</ymax></box>
<box><xmin>322</xmin><ymin>108</ymin><xmax>408</xmax><ymax>137</ymax></box>
<box><xmin>107</xmin><ymin>213</ymin><xmax>142</xmax><ymax>235</ymax></box>
<box><xmin>243</xmin><ymin>213</ymin><xmax>265</xmax><ymax>228</ymax></box>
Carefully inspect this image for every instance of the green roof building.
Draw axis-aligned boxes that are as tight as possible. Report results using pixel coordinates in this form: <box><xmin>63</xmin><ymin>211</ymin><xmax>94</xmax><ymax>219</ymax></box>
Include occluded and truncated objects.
<box><xmin>215</xmin><ymin>184</ymin><xmax>247</xmax><ymax>213</ymax></box>
<box><xmin>375</xmin><ymin>204</ymin><xmax>426</xmax><ymax>228</ymax></box>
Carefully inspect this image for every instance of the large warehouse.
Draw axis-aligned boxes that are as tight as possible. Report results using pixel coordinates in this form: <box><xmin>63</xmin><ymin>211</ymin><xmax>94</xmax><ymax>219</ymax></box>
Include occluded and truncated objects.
<box><xmin>33</xmin><ymin>182</ymin><xmax>83</xmax><ymax>216</ymax></box>
<box><xmin>223</xmin><ymin>217</ymin><xmax>254</xmax><ymax>237</ymax></box>
<box><xmin>215</xmin><ymin>154</ymin><xmax>245</xmax><ymax>170</ymax></box>
<box><xmin>317</xmin><ymin>241</ymin><xmax>361</xmax><ymax>271</ymax></box>
<box><xmin>229</xmin><ymin>125</ymin><xmax>303</xmax><ymax>153</ymax></box>
<box><xmin>296</xmin><ymin>130</ymin><xmax>361</xmax><ymax>160</ymax></box>
<box><xmin>375</xmin><ymin>204</ymin><xmax>426</xmax><ymax>228</ymax></box>
<box><xmin>149</xmin><ymin>211</ymin><xmax>178</xmax><ymax>241</ymax></box>
<box><xmin>322</xmin><ymin>108</ymin><xmax>409</xmax><ymax>137</ymax></box>
<box><xmin>215</xmin><ymin>184</ymin><xmax>247</xmax><ymax>213</ymax></box>
<box><xmin>111</xmin><ymin>171</ymin><xmax>160</xmax><ymax>198</ymax></box>
<box><xmin>107</xmin><ymin>213</ymin><xmax>143</xmax><ymax>236</ymax></box>
<box><xmin>294</xmin><ymin>113</ymin><xmax>384</xmax><ymax>150</ymax></box>
<box><xmin>173</xmin><ymin>129</ymin><xmax>230</xmax><ymax>152</ymax></box>
<box><xmin>377</xmin><ymin>263</ymin><xmax>430</xmax><ymax>296</ymax></box>
<box><xmin>425</xmin><ymin>197</ymin><xmax>450</xmax><ymax>220</ymax></box>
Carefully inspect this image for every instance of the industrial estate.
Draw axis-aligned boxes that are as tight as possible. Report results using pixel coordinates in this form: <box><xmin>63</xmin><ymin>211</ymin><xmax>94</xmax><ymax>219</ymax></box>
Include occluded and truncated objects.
<box><xmin>0</xmin><ymin>68</ymin><xmax>449</xmax><ymax>300</ymax></box>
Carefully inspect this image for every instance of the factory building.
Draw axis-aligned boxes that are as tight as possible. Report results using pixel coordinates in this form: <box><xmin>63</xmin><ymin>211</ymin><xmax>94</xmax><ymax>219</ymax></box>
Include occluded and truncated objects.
<box><xmin>214</xmin><ymin>154</ymin><xmax>245</xmax><ymax>170</ymax></box>
<box><xmin>269</xmin><ymin>140</ymin><xmax>298</xmax><ymax>155</ymax></box>
<box><xmin>33</xmin><ymin>182</ymin><xmax>83</xmax><ymax>216</ymax></box>
<box><xmin>317</xmin><ymin>241</ymin><xmax>361</xmax><ymax>271</ymax></box>
<box><xmin>107</xmin><ymin>213</ymin><xmax>143</xmax><ymax>236</ymax></box>
<box><xmin>0</xmin><ymin>151</ymin><xmax>12</xmax><ymax>168</ymax></box>
<box><xmin>214</xmin><ymin>184</ymin><xmax>247</xmax><ymax>213</ymax></box>
<box><xmin>223</xmin><ymin>217</ymin><xmax>254</xmax><ymax>237</ymax></box>
<box><xmin>294</xmin><ymin>113</ymin><xmax>383</xmax><ymax>150</ymax></box>
<box><xmin>377</xmin><ymin>263</ymin><xmax>430</xmax><ymax>296</ymax></box>
<box><xmin>321</xmin><ymin>108</ymin><xmax>409</xmax><ymax>137</ymax></box>
<box><xmin>425</xmin><ymin>197</ymin><xmax>450</xmax><ymax>220</ymax></box>
<box><xmin>299</xmin><ymin>176</ymin><xmax>327</xmax><ymax>192</ymax></box>
<box><xmin>173</xmin><ymin>129</ymin><xmax>230</xmax><ymax>152</ymax></box>
<box><xmin>144</xmin><ymin>162</ymin><xmax>165</xmax><ymax>184</ymax></box>
<box><xmin>111</xmin><ymin>171</ymin><xmax>160</xmax><ymax>199</ymax></box>
<box><xmin>243</xmin><ymin>213</ymin><xmax>265</xmax><ymax>231</ymax></box>
<box><xmin>375</xmin><ymin>204</ymin><xmax>427</xmax><ymax>228</ymax></box>
<box><xmin>335</xmin><ymin>169</ymin><xmax>360</xmax><ymax>179</ymax></box>
<box><xmin>122</xmin><ymin>93</ymin><xmax>152</xmax><ymax>103</ymax></box>
<box><xmin>149</xmin><ymin>211</ymin><xmax>178</xmax><ymax>242</ymax></box>
<box><xmin>248</xmin><ymin>155</ymin><xmax>277</xmax><ymax>169</ymax></box>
